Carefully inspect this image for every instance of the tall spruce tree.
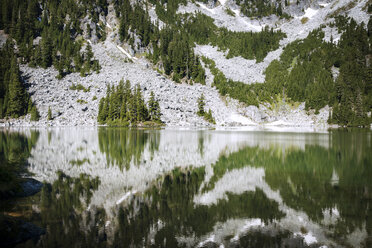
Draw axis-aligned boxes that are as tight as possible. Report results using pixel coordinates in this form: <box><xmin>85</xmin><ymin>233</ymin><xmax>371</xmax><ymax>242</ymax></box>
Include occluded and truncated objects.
<box><xmin>7</xmin><ymin>57</ymin><xmax>26</xmax><ymax>117</ymax></box>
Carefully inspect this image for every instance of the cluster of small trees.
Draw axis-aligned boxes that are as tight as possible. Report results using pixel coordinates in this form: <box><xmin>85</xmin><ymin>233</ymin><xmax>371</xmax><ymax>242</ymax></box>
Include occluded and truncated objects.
<box><xmin>235</xmin><ymin>0</ymin><xmax>291</xmax><ymax>18</ymax></box>
<box><xmin>197</xmin><ymin>94</ymin><xmax>215</xmax><ymax>124</ymax></box>
<box><xmin>0</xmin><ymin>0</ymin><xmax>104</xmax><ymax>79</ymax></box>
<box><xmin>98</xmin><ymin>80</ymin><xmax>161</xmax><ymax>126</ymax></box>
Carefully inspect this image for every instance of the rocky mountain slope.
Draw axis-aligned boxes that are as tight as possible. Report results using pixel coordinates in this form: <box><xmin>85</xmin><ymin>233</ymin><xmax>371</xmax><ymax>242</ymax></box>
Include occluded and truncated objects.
<box><xmin>1</xmin><ymin>0</ymin><xmax>370</xmax><ymax>127</ymax></box>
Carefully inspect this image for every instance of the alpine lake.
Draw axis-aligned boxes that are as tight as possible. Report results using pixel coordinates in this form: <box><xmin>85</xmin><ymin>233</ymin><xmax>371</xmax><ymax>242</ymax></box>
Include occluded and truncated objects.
<box><xmin>0</xmin><ymin>127</ymin><xmax>371</xmax><ymax>248</ymax></box>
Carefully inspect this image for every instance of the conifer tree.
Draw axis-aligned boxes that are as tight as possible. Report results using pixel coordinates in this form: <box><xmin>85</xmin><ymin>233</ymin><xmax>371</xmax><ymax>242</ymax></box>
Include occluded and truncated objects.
<box><xmin>7</xmin><ymin>57</ymin><xmax>26</xmax><ymax>117</ymax></box>
<box><xmin>30</xmin><ymin>105</ymin><xmax>40</xmax><ymax>121</ymax></box>
<box><xmin>41</xmin><ymin>30</ymin><xmax>53</xmax><ymax>68</ymax></box>
<box><xmin>48</xmin><ymin>106</ymin><xmax>52</xmax><ymax>120</ymax></box>
<box><xmin>197</xmin><ymin>94</ymin><xmax>206</xmax><ymax>116</ymax></box>
<box><xmin>148</xmin><ymin>91</ymin><xmax>161</xmax><ymax>121</ymax></box>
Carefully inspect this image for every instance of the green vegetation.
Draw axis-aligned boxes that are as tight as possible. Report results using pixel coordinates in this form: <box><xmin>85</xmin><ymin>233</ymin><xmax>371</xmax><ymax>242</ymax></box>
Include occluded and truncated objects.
<box><xmin>112</xmin><ymin>166</ymin><xmax>284</xmax><ymax>246</ymax></box>
<box><xmin>301</xmin><ymin>17</ymin><xmax>309</xmax><ymax>24</ymax></box>
<box><xmin>69</xmin><ymin>83</ymin><xmax>90</xmax><ymax>92</ymax></box>
<box><xmin>0</xmin><ymin>0</ymin><xmax>105</xmax><ymax>79</ymax></box>
<box><xmin>204</xmin><ymin>16</ymin><xmax>372</xmax><ymax>127</ymax></box>
<box><xmin>0</xmin><ymin>130</ymin><xmax>39</xmax><ymax>198</ymax></box>
<box><xmin>97</xmin><ymin>79</ymin><xmax>162</xmax><ymax>126</ymax></box>
<box><xmin>201</xmin><ymin>130</ymin><xmax>372</xmax><ymax>245</ymax></box>
<box><xmin>235</xmin><ymin>0</ymin><xmax>291</xmax><ymax>19</ymax></box>
<box><xmin>47</xmin><ymin>106</ymin><xmax>52</xmax><ymax>120</ymax></box>
<box><xmin>37</xmin><ymin>172</ymin><xmax>102</xmax><ymax>247</ymax></box>
<box><xmin>30</xmin><ymin>105</ymin><xmax>40</xmax><ymax>121</ymax></box>
<box><xmin>69</xmin><ymin>158</ymin><xmax>90</xmax><ymax>166</ymax></box>
<box><xmin>98</xmin><ymin>128</ymin><xmax>160</xmax><ymax>169</ymax></box>
<box><xmin>197</xmin><ymin>94</ymin><xmax>215</xmax><ymax>124</ymax></box>
<box><xmin>116</xmin><ymin>0</ymin><xmax>206</xmax><ymax>84</ymax></box>
<box><xmin>115</xmin><ymin>1</ymin><xmax>284</xmax><ymax>84</ymax></box>
<box><xmin>0</xmin><ymin>42</ymin><xmax>34</xmax><ymax>119</ymax></box>
<box><xmin>184</xmin><ymin>13</ymin><xmax>286</xmax><ymax>62</ymax></box>
<box><xmin>76</xmin><ymin>99</ymin><xmax>87</xmax><ymax>104</ymax></box>
<box><xmin>202</xmin><ymin>56</ymin><xmax>262</xmax><ymax>107</ymax></box>
<box><xmin>225</xmin><ymin>7</ymin><xmax>236</xmax><ymax>17</ymax></box>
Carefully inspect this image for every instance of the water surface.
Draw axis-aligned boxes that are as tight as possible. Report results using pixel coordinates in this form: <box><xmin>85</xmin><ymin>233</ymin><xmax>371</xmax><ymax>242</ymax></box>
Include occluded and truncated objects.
<box><xmin>1</xmin><ymin>128</ymin><xmax>371</xmax><ymax>247</ymax></box>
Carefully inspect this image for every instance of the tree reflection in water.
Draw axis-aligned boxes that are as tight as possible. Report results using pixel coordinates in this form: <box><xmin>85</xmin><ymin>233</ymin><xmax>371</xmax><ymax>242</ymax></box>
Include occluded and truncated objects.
<box><xmin>6</xmin><ymin>129</ymin><xmax>372</xmax><ymax>248</ymax></box>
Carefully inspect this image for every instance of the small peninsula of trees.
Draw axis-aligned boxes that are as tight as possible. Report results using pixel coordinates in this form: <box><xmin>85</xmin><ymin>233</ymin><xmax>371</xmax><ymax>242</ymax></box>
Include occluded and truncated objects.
<box><xmin>98</xmin><ymin>79</ymin><xmax>162</xmax><ymax>126</ymax></box>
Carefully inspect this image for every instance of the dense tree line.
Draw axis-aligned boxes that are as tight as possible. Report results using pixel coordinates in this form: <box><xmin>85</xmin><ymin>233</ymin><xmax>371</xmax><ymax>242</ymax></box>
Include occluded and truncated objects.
<box><xmin>0</xmin><ymin>41</ymin><xmax>37</xmax><ymax>119</ymax></box>
<box><xmin>0</xmin><ymin>0</ymin><xmax>105</xmax><ymax>79</ymax></box>
<box><xmin>202</xmin><ymin>56</ymin><xmax>262</xmax><ymax>107</ymax></box>
<box><xmin>235</xmin><ymin>0</ymin><xmax>291</xmax><ymax>19</ymax></box>
<box><xmin>98</xmin><ymin>79</ymin><xmax>162</xmax><ymax>126</ymax></box>
<box><xmin>264</xmin><ymin>16</ymin><xmax>372</xmax><ymax>126</ymax></box>
<box><xmin>148</xmin><ymin>0</ymin><xmax>187</xmax><ymax>24</ymax></box>
<box><xmin>184</xmin><ymin>12</ymin><xmax>285</xmax><ymax>62</ymax></box>
<box><xmin>116</xmin><ymin>0</ymin><xmax>206</xmax><ymax>84</ymax></box>
<box><xmin>115</xmin><ymin>1</ymin><xmax>285</xmax><ymax>83</ymax></box>
<box><xmin>204</xmin><ymin>16</ymin><xmax>372</xmax><ymax>127</ymax></box>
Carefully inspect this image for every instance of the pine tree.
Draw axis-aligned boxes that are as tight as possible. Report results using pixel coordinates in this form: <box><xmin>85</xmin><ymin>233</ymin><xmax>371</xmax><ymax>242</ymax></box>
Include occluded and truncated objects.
<box><xmin>98</xmin><ymin>98</ymin><xmax>106</xmax><ymax>123</ymax></box>
<box><xmin>7</xmin><ymin>57</ymin><xmax>26</xmax><ymax>117</ymax></box>
<box><xmin>48</xmin><ymin>106</ymin><xmax>52</xmax><ymax>120</ymax></box>
<box><xmin>30</xmin><ymin>105</ymin><xmax>40</xmax><ymax>121</ymax></box>
<box><xmin>148</xmin><ymin>91</ymin><xmax>160</xmax><ymax>121</ymax></box>
<box><xmin>41</xmin><ymin>30</ymin><xmax>52</xmax><ymax>68</ymax></box>
<box><xmin>197</xmin><ymin>94</ymin><xmax>206</xmax><ymax>116</ymax></box>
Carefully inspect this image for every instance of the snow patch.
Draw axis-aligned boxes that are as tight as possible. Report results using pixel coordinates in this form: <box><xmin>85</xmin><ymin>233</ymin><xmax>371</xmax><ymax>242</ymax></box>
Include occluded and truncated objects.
<box><xmin>116</xmin><ymin>45</ymin><xmax>137</xmax><ymax>60</ymax></box>
<box><xmin>295</xmin><ymin>232</ymin><xmax>318</xmax><ymax>245</ymax></box>
<box><xmin>229</xmin><ymin>113</ymin><xmax>256</xmax><ymax>126</ymax></box>
<box><xmin>243</xmin><ymin>218</ymin><xmax>264</xmax><ymax>229</ymax></box>
<box><xmin>298</xmin><ymin>8</ymin><xmax>319</xmax><ymax>19</ymax></box>
<box><xmin>265</xmin><ymin>120</ymin><xmax>292</xmax><ymax>126</ymax></box>
<box><xmin>116</xmin><ymin>190</ymin><xmax>137</xmax><ymax>205</ymax></box>
<box><xmin>319</xmin><ymin>3</ymin><xmax>329</xmax><ymax>8</ymax></box>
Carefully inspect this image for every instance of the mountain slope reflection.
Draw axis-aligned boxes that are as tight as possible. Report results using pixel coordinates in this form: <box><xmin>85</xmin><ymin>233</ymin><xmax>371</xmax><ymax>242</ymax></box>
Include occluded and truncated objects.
<box><xmin>9</xmin><ymin>128</ymin><xmax>371</xmax><ymax>247</ymax></box>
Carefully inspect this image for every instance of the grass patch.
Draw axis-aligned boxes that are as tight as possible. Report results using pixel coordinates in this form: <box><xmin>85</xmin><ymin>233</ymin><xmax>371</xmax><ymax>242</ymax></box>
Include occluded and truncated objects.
<box><xmin>70</xmin><ymin>83</ymin><xmax>90</xmax><ymax>92</ymax></box>
<box><xmin>225</xmin><ymin>8</ymin><xmax>235</xmax><ymax>17</ymax></box>
<box><xmin>69</xmin><ymin>158</ymin><xmax>90</xmax><ymax>166</ymax></box>
<box><xmin>301</xmin><ymin>17</ymin><xmax>309</xmax><ymax>24</ymax></box>
<box><xmin>77</xmin><ymin>99</ymin><xmax>87</xmax><ymax>104</ymax></box>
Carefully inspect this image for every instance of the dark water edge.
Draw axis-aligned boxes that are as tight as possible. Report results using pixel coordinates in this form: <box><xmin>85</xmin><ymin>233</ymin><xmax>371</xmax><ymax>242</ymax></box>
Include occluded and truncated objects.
<box><xmin>0</xmin><ymin>128</ymin><xmax>371</xmax><ymax>248</ymax></box>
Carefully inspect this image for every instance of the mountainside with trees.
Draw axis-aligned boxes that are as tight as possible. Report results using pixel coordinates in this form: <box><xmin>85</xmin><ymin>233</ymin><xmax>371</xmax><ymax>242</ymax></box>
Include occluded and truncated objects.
<box><xmin>0</xmin><ymin>0</ymin><xmax>371</xmax><ymax>127</ymax></box>
<box><xmin>0</xmin><ymin>0</ymin><xmax>104</xmax><ymax>79</ymax></box>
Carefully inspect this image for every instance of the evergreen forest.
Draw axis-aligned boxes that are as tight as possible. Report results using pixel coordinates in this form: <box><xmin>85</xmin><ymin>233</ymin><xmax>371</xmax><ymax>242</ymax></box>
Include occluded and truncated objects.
<box><xmin>203</xmin><ymin>16</ymin><xmax>372</xmax><ymax>127</ymax></box>
<box><xmin>97</xmin><ymin>79</ymin><xmax>162</xmax><ymax>126</ymax></box>
<box><xmin>0</xmin><ymin>0</ymin><xmax>371</xmax><ymax>126</ymax></box>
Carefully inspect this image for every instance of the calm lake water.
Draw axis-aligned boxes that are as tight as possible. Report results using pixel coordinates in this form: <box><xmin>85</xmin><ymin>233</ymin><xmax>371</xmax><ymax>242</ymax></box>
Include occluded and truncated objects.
<box><xmin>0</xmin><ymin>127</ymin><xmax>371</xmax><ymax>247</ymax></box>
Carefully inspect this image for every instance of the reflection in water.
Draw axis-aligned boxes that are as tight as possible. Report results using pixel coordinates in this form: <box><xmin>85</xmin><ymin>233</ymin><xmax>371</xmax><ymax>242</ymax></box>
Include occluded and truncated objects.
<box><xmin>0</xmin><ymin>130</ymin><xmax>39</xmax><ymax>198</ymax></box>
<box><xmin>113</xmin><ymin>168</ymin><xmax>285</xmax><ymax>247</ymax></box>
<box><xmin>18</xmin><ymin>172</ymin><xmax>103</xmax><ymax>248</ymax></box>
<box><xmin>98</xmin><ymin>128</ymin><xmax>160</xmax><ymax>169</ymax></box>
<box><xmin>0</xmin><ymin>128</ymin><xmax>370</xmax><ymax>247</ymax></box>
